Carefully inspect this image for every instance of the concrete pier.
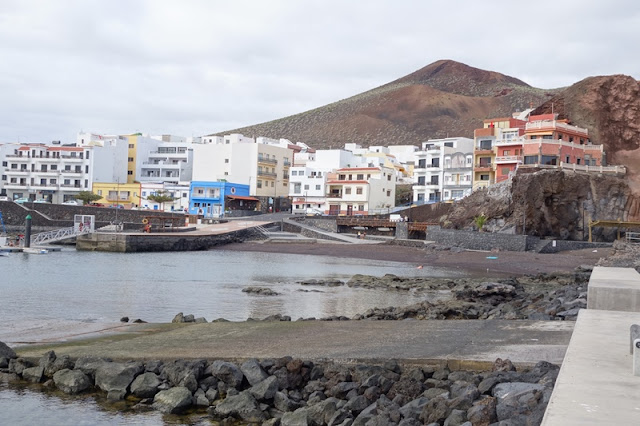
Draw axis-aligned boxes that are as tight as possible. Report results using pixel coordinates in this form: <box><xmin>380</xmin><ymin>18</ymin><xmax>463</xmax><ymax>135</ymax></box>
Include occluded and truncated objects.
<box><xmin>587</xmin><ymin>266</ymin><xmax>640</xmax><ymax>312</ymax></box>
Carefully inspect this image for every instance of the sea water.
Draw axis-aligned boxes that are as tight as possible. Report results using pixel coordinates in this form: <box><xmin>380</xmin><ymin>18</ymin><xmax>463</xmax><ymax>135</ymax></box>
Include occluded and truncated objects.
<box><xmin>0</xmin><ymin>247</ymin><xmax>462</xmax><ymax>424</ymax></box>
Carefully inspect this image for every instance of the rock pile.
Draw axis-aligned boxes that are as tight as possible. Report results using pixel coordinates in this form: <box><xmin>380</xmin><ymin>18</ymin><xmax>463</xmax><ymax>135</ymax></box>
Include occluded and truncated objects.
<box><xmin>597</xmin><ymin>240</ymin><xmax>640</xmax><ymax>272</ymax></box>
<box><xmin>0</xmin><ymin>347</ymin><xmax>559</xmax><ymax>425</ymax></box>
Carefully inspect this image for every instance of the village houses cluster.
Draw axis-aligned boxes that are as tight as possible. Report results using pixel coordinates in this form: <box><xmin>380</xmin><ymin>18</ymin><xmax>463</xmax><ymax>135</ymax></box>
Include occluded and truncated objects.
<box><xmin>0</xmin><ymin>109</ymin><xmax>625</xmax><ymax>218</ymax></box>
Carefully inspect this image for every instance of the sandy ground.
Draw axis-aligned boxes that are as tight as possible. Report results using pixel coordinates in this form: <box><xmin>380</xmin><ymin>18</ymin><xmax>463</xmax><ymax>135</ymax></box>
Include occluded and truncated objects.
<box><xmin>219</xmin><ymin>242</ymin><xmax>611</xmax><ymax>276</ymax></box>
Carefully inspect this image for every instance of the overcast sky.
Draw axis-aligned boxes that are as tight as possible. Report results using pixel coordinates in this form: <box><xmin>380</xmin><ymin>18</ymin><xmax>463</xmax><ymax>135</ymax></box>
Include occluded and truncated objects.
<box><xmin>1</xmin><ymin>0</ymin><xmax>638</xmax><ymax>143</ymax></box>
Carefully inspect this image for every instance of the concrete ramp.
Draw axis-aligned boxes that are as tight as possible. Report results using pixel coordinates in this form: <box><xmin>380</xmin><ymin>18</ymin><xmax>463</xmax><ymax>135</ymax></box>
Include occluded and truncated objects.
<box><xmin>542</xmin><ymin>309</ymin><xmax>640</xmax><ymax>425</ymax></box>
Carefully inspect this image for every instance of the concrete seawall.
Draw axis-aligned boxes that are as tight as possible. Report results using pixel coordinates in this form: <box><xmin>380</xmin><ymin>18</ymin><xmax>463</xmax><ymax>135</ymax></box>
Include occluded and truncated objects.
<box><xmin>76</xmin><ymin>228</ymin><xmax>264</xmax><ymax>252</ymax></box>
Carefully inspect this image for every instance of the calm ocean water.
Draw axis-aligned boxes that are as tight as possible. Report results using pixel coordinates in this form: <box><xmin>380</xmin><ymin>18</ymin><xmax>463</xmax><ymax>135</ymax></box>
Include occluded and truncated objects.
<box><xmin>1</xmin><ymin>247</ymin><xmax>463</xmax><ymax>425</ymax></box>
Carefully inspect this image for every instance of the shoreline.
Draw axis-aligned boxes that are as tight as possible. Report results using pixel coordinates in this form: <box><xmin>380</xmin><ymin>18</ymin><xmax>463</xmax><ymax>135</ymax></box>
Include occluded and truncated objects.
<box><xmin>218</xmin><ymin>241</ymin><xmax>611</xmax><ymax>276</ymax></box>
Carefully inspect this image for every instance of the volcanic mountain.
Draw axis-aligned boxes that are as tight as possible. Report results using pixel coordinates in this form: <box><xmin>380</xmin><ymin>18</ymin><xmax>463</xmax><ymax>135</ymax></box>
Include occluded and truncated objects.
<box><xmin>213</xmin><ymin>60</ymin><xmax>556</xmax><ymax>146</ymax></box>
<box><xmin>213</xmin><ymin>59</ymin><xmax>640</xmax><ymax>190</ymax></box>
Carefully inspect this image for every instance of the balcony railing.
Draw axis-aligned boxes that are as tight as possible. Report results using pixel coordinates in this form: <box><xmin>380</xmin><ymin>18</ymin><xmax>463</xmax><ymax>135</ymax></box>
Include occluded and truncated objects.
<box><xmin>257</xmin><ymin>170</ymin><xmax>277</xmax><ymax>178</ymax></box>
<box><xmin>495</xmin><ymin>156</ymin><xmax>523</xmax><ymax>164</ymax></box>
<box><xmin>257</xmin><ymin>157</ymin><xmax>278</xmax><ymax>164</ymax></box>
<box><xmin>326</xmin><ymin>193</ymin><xmax>342</xmax><ymax>199</ymax></box>
<box><xmin>525</xmin><ymin>120</ymin><xmax>588</xmax><ymax>135</ymax></box>
<box><xmin>283</xmin><ymin>161</ymin><xmax>291</xmax><ymax>167</ymax></box>
<box><xmin>494</xmin><ymin>138</ymin><xmax>524</xmax><ymax>146</ymax></box>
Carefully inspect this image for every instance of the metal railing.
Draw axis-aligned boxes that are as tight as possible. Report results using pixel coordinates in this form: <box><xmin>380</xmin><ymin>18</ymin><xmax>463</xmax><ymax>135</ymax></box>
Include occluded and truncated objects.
<box><xmin>31</xmin><ymin>226</ymin><xmax>91</xmax><ymax>245</ymax></box>
<box><xmin>626</xmin><ymin>232</ymin><xmax>640</xmax><ymax>244</ymax></box>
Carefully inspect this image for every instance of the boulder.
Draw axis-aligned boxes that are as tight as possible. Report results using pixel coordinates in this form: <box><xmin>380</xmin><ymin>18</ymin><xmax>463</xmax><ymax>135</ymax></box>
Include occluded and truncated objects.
<box><xmin>205</xmin><ymin>388</ymin><xmax>219</xmax><ymax>403</ymax></box>
<box><xmin>130</xmin><ymin>372</ymin><xmax>162</xmax><ymax>398</ymax></box>
<box><xmin>274</xmin><ymin>391</ymin><xmax>299</xmax><ymax>412</ymax></box>
<box><xmin>194</xmin><ymin>388</ymin><xmax>210</xmax><ymax>406</ymax></box>
<box><xmin>8</xmin><ymin>358</ymin><xmax>31</xmax><ymax>375</ymax></box>
<box><xmin>22</xmin><ymin>366</ymin><xmax>44</xmax><ymax>383</ymax></box>
<box><xmin>466</xmin><ymin>397</ymin><xmax>497</xmax><ymax>426</ymax></box>
<box><xmin>183</xmin><ymin>314</ymin><xmax>195</xmax><ymax>323</ymax></box>
<box><xmin>249</xmin><ymin>375</ymin><xmax>279</xmax><ymax>401</ymax></box>
<box><xmin>0</xmin><ymin>341</ymin><xmax>16</xmax><ymax>359</ymax></box>
<box><xmin>420</xmin><ymin>396</ymin><xmax>451</xmax><ymax>424</ymax></box>
<box><xmin>194</xmin><ymin>317</ymin><xmax>207</xmax><ymax>324</ymax></box>
<box><xmin>399</xmin><ymin>397</ymin><xmax>429</xmax><ymax>420</ymax></box>
<box><xmin>95</xmin><ymin>361</ymin><xmax>144</xmax><ymax>400</ymax></box>
<box><xmin>242</xmin><ymin>286</ymin><xmax>280</xmax><ymax>296</ymax></box>
<box><xmin>0</xmin><ymin>357</ymin><xmax>8</xmax><ymax>369</ymax></box>
<box><xmin>162</xmin><ymin>359</ymin><xmax>206</xmax><ymax>392</ymax></box>
<box><xmin>281</xmin><ymin>407</ymin><xmax>310</xmax><ymax>426</ymax></box>
<box><xmin>153</xmin><ymin>386</ymin><xmax>193</xmax><ymax>414</ymax></box>
<box><xmin>53</xmin><ymin>369</ymin><xmax>91</xmax><ymax>394</ymax></box>
<box><xmin>344</xmin><ymin>395</ymin><xmax>369</xmax><ymax>414</ymax></box>
<box><xmin>444</xmin><ymin>409</ymin><xmax>467</xmax><ymax>426</ymax></box>
<box><xmin>74</xmin><ymin>356</ymin><xmax>109</xmax><ymax>379</ymax></box>
<box><xmin>171</xmin><ymin>312</ymin><xmax>185</xmax><ymax>323</ymax></box>
<box><xmin>212</xmin><ymin>390</ymin><xmax>265</xmax><ymax>422</ymax></box>
<box><xmin>209</xmin><ymin>360</ymin><xmax>244</xmax><ymax>389</ymax></box>
<box><xmin>492</xmin><ymin>382</ymin><xmax>546</xmax><ymax>422</ymax></box>
<box><xmin>241</xmin><ymin>358</ymin><xmax>269</xmax><ymax>386</ymax></box>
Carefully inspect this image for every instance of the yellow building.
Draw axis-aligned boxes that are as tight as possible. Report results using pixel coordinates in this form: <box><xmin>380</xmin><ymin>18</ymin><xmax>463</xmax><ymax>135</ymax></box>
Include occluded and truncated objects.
<box><xmin>126</xmin><ymin>134</ymin><xmax>140</xmax><ymax>184</ymax></box>
<box><xmin>92</xmin><ymin>182</ymin><xmax>142</xmax><ymax>208</ymax></box>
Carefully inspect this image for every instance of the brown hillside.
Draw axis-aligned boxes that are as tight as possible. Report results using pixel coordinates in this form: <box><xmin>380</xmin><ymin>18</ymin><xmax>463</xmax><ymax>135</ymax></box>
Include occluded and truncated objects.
<box><xmin>213</xmin><ymin>60</ymin><xmax>555</xmax><ymax>146</ymax></box>
<box><xmin>531</xmin><ymin>75</ymin><xmax>640</xmax><ymax>192</ymax></box>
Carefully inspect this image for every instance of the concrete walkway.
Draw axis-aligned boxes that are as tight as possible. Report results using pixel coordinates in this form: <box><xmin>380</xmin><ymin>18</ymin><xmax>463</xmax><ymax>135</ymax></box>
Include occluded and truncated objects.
<box><xmin>15</xmin><ymin>320</ymin><xmax>574</xmax><ymax>369</ymax></box>
<box><xmin>283</xmin><ymin>217</ymin><xmax>382</xmax><ymax>244</ymax></box>
<box><xmin>542</xmin><ymin>309</ymin><xmax>640</xmax><ymax>425</ymax></box>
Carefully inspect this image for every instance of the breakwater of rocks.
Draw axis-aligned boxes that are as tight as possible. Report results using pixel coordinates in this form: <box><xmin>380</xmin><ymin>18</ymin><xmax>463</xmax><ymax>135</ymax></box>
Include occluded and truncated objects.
<box><xmin>169</xmin><ymin>267</ymin><xmax>592</xmax><ymax>324</ymax></box>
<box><xmin>1</xmin><ymin>342</ymin><xmax>558</xmax><ymax>425</ymax></box>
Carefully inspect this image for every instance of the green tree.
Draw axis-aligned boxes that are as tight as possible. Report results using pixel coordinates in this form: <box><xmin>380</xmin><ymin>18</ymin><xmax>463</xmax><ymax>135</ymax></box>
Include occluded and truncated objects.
<box><xmin>146</xmin><ymin>191</ymin><xmax>176</xmax><ymax>211</ymax></box>
<box><xmin>75</xmin><ymin>191</ymin><xmax>102</xmax><ymax>205</ymax></box>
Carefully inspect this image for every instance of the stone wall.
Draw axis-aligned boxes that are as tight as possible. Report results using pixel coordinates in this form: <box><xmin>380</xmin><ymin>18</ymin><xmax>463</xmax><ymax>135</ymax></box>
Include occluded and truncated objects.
<box><xmin>536</xmin><ymin>239</ymin><xmax>612</xmax><ymax>253</ymax></box>
<box><xmin>282</xmin><ymin>221</ymin><xmax>344</xmax><ymax>242</ymax></box>
<box><xmin>425</xmin><ymin>228</ymin><xmax>535</xmax><ymax>252</ymax></box>
<box><xmin>292</xmin><ymin>217</ymin><xmax>338</xmax><ymax>233</ymax></box>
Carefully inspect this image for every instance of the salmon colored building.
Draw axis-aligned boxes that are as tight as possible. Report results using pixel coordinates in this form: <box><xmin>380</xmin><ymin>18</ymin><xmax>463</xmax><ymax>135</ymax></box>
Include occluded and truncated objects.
<box><xmin>473</xmin><ymin>112</ymin><xmax>610</xmax><ymax>189</ymax></box>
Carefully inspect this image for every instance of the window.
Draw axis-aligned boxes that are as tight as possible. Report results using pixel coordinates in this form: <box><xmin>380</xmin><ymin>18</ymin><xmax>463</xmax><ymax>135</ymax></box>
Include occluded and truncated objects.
<box><xmin>40</xmin><ymin>178</ymin><xmax>46</xmax><ymax>185</ymax></box>
<box><xmin>358</xmin><ymin>204</ymin><xmax>364</xmax><ymax>211</ymax></box>
<box><xmin>64</xmin><ymin>179</ymin><xmax>71</xmax><ymax>185</ymax></box>
<box><xmin>530</xmin><ymin>135</ymin><xmax>537</xmax><ymax>139</ymax></box>
<box><xmin>566</xmin><ymin>156</ymin><xmax>570</xmax><ymax>163</ymax></box>
<box><xmin>430</xmin><ymin>176</ymin><xmax>439</xmax><ymax>185</ymax></box>
<box><xmin>51</xmin><ymin>165</ymin><xmax>57</xmax><ymax>170</ymax></box>
<box><xmin>345</xmin><ymin>187</ymin><xmax>352</xmax><ymax>194</ymax></box>
<box><xmin>466</xmin><ymin>157</ymin><xmax>472</xmax><ymax>165</ymax></box>
<box><xmin>542</xmin><ymin>135</ymin><xmax>553</xmax><ymax>140</ymax></box>
<box><xmin>1</xmin><ymin>161</ymin><xmax>5</xmax><ymax>167</ymax></box>
<box><xmin>356</xmin><ymin>187</ymin><xmax>363</xmax><ymax>195</ymax></box>
<box><xmin>271</xmin><ymin>181</ymin><xmax>274</xmax><ymax>187</ymax></box>
<box><xmin>524</xmin><ymin>155</ymin><xmax>538</xmax><ymax>164</ymax></box>
<box><xmin>386</xmin><ymin>190</ymin><xmax>391</xmax><ymax>197</ymax></box>
<box><xmin>10</xmin><ymin>164</ymin><xmax>17</xmax><ymax>169</ymax></box>
<box><xmin>224</xmin><ymin>159</ymin><xmax>229</xmax><ymax>163</ymax></box>
<box><xmin>478</xmin><ymin>157</ymin><xmax>491</xmax><ymax>167</ymax></box>
<box><xmin>291</xmin><ymin>170</ymin><xmax>297</xmax><ymax>176</ymax></box>
<box><xmin>480</xmin><ymin>140</ymin><xmax>492</xmax><ymax>150</ymax></box>
<box><xmin>257</xmin><ymin>180</ymin><xmax>262</xmax><ymax>188</ymax></box>
<box><xmin>503</xmin><ymin>150</ymin><xmax>510</xmax><ymax>156</ymax></box>
<box><xmin>357</xmin><ymin>174</ymin><xmax>364</xmax><ymax>180</ymax></box>
<box><xmin>293</xmin><ymin>183</ymin><xmax>301</xmax><ymax>194</ymax></box>
<box><xmin>128</xmin><ymin>144</ymin><xmax>134</xmax><ymax>148</ymax></box>
<box><xmin>224</xmin><ymin>172</ymin><xmax>228</xmax><ymax>175</ymax></box>
<box><xmin>577</xmin><ymin>158</ymin><xmax>581</xmax><ymax>165</ymax></box>
<box><xmin>315</xmin><ymin>185</ymin><xmax>321</xmax><ymax>190</ymax></box>
<box><xmin>541</xmin><ymin>155</ymin><xmax>557</xmax><ymax>165</ymax></box>
<box><xmin>480</xmin><ymin>174</ymin><xmax>489</xmax><ymax>181</ymax></box>
<box><xmin>387</xmin><ymin>174</ymin><xmax>391</xmax><ymax>181</ymax></box>
<box><xmin>339</xmin><ymin>174</ymin><xmax>346</xmax><ymax>180</ymax></box>
<box><xmin>304</xmin><ymin>184</ymin><xmax>309</xmax><ymax>190</ymax></box>
<box><xmin>86</xmin><ymin>151</ymin><xmax>90</xmax><ymax>159</ymax></box>
<box><xmin>128</xmin><ymin>170</ymin><xmax>133</xmax><ymax>175</ymax></box>
<box><xmin>417</xmin><ymin>176</ymin><xmax>425</xmax><ymax>185</ymax></box>
<box><xmin>97</xmin><ymin>190</ymin><xmax>102</xmax><ymax>196</ymax></box>
<box><xmin>128</xmin><ymin>157</ymin><xmax>134</xmax><ymax>162</ymax></box>
<box><xmin>431</xmin><ymin>158</ymin><xmax>440</xmax><ymax>168</ymax></box>
<box><xmin>418</xmin><ymin>159</ymin><xmax>426</xmax><ymax>168</ymax></box>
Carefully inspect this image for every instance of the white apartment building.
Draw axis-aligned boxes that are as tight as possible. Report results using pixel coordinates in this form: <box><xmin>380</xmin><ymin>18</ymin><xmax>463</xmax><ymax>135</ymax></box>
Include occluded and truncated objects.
<box><xmin>77</xmin><ymin>133</ymin><xmax>129</xmax><ymax>184</ymax></box>
<box><xmin>140</xmin><ymin>182</ymin><xmax>190</xmax><ymax>211</ymax></box>
<box><xmin>413</xmin><ymin>137</ymin><xmax>474</xmax><ymax>204</ymax></box>
<box><xmin>136</xmin><ymin>142</ymin><xmax>193</xmax><ymax>184</ymax></box>
<box><xmin>325</xmin><ymin>166</ymin><xmax>397</xmax><ymax>215</ymax></box>
<box><xmin>192</xmin><ymin>134</ymin><xmax>293</xmax><ymax>209</ymax></box>
<box><xmin>344</xmin><ymin>143</ymin><xmax>416</xmax><ymax>183</ymax></box>
<box><xmin>289</xmin><ymin>149</ymin><xmax>365</xmax><ymax>214</ymax></box>
<box><xmin>1</xmin><ymin>143</ymin><xmax>93</xmax><ymax>203</ymax></box>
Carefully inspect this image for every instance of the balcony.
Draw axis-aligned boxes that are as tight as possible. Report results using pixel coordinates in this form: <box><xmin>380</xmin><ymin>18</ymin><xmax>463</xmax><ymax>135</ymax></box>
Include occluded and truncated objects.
<box><xmin>326</xmin><ymin>193</ymin><xmax>342</xmax><ymax>199</ymax></box>
<box><xmin>4</xmin><ymin>155</ymin><xmax>30</xmax><ymax>160</ymax></box>
<box><xmin>60</xmin><ymin>169</ymin><xmax>83</xmax><ymax>174</ymax></box>
<box><xmin>257</xmin><ymin>170</ymin><xmax>277</xmax><ymax>178</ymax></box>
<box><xmin>494</xmin><ymin>138</ymin><xmax>524</xmax><ymax>147</ymax></box>
<box><xmin>474</xmin><ymin>149</ymin><xmax>493</xmax><ymax>155</ymax></box>
<box><xmin>257</xmin><ymin>156</ymin><xmax>278</xmax><ymax>165</ymax></box>
<box><xmin>495</xmin><ymin>155</ymin><xmax>523</xmax><ymax>164</ymax></box>
<box><xmin>4</xmin><ymin>168</ymin><xmax>29</xmax><ymax>175</ymax></box>
<box><xmin>525</xmin><ymin>120</ymin><xmax>588</xmax><ymax>136</ymax></box>
<box><xmin>283</xmin><ymin>161</ymin><xmax>291</xmax><ymax>167</ymax></box>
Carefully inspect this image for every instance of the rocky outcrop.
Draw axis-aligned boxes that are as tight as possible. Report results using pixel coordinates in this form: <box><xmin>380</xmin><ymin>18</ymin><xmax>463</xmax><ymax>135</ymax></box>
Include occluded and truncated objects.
<box><xmin>53</xmin><ymin>369</ymin><xmax>91</xmax><ymax>394</ymax></box>
<box><xmin>0</xmin><ymin>342</ymin><xmax>16</xmax><ymax>360</ymax></box>
<box><xmin>443</xmin><ymin>169</ymin><xmax>639</xmax><ymax>240</ymax></box>
<box><xmin>242</xmin><ymin>287</ymin><xmax>281</xmax><ymax>296</ymax></box>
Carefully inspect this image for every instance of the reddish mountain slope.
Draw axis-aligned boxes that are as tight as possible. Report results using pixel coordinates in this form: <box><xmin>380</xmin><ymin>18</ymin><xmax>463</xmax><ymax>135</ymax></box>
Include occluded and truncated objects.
<box><xmin>213</xmin><ymin>60</ymin><xmax>555</xmax><ymax>145</ymax></box>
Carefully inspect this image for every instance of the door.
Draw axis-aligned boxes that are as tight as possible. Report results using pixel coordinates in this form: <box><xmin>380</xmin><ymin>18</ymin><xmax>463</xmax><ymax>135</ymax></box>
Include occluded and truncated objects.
<box><xmin>347</xmin><ymin>205</ymin><xmax>353</xmax><ymax>216</ymax></box>
<box><xmin>329</xmin><ymin>205</ymin><xmax>340</xmax><ymax>215</ymax></box>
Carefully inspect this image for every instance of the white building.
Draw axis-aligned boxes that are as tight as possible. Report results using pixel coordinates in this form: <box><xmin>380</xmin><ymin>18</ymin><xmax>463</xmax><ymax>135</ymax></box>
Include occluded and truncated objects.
<box><xmin>136</xmin><ymin>142</ymin><xmax>194</xmax><ymax>184</ymax></box>
<box><xmin>325</xmin><ymin>166</ymin><xmax>397</xmax><ymax>215</ymax></box>
<box><xmin>289</xmin><ymin>149</ymin><xmax>364</xmax><ymax>214</ymax></box>
<box><xmin>77</xmin><ymin>133</ymin><xmax>129</xmax><ymax>184</ymax></box>
<box><xmin>413</xmin><ymin>137</ymin><xmax>474</xmax><ymax>204</ymax></box>
<box><xmin>192</xmin><ymin>134</ymin><xmax>293</xmax><ymax>209</ymax></box>
<box><xmin>139</xmin><ymin>182</ymin><xmax>190</xmax><ymax>211</ymax></box>
<box><xmin>1</xmin><ymin>143</ymin><xmax>94</xmax><ymax>203</ymax></box>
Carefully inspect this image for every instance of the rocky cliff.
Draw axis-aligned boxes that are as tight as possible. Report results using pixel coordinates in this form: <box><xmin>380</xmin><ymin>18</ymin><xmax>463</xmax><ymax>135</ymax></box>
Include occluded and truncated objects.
<box><xmin>415</xmin><ymin>170</ymin><xmax>640</xmax><ymax>241</ymax></box>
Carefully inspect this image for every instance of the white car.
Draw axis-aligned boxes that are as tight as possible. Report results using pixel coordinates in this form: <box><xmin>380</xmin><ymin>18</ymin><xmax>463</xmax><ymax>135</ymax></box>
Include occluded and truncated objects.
<box><xmin>62</xmin><ymin>200</ymin><xmax>79</xmax><ymax>205</ymax></box>
<box><xmin>0</xmin><ymin>196</ymin><xmax>9</xmax><ymax>201</ymax></box>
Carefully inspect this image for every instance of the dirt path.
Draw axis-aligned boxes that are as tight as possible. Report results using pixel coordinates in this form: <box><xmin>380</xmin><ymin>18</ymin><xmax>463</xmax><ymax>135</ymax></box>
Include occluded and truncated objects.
<box><xmin>218</xmin><ymin>242</ymin><xmax>611</xmax><ymax>276</ymax></box>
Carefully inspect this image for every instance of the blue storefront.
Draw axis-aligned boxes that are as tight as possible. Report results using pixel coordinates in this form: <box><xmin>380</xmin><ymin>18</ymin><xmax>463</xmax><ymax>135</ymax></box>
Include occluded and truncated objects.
<box><xmin>188</xmin><ymin>181</ymin><xmax>257</xmax><ymax>218</ymax></box>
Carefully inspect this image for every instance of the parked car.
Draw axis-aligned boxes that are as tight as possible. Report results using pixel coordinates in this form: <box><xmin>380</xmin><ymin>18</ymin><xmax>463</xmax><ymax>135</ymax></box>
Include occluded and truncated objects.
<box><xmin>62</xmin><ymin>200</ymin><xmax>79</xmax><ymax>206</ymax></box>
<box><xmin>306</xmin><ymin>208</ymin><xmax>325</xmax><ymax>216</ymax></box>
<box><xmin>13</xmin><ymin>197</ymin><xmax>31</xmax><ymax>204</ymax></box>
<box><xmin>34</xmin><ymin>199</ymin><xmax>51</xmax><ymax>203</ymax></box>
<box><xmin>88</xmin><ymin>202</ymin><xmax>105</xmax><ymax>207</ymax></box>
<box><xmin>0</xmin><ymin>196</ymin><xmax>9</xmax><ymax>201</ymax></box>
